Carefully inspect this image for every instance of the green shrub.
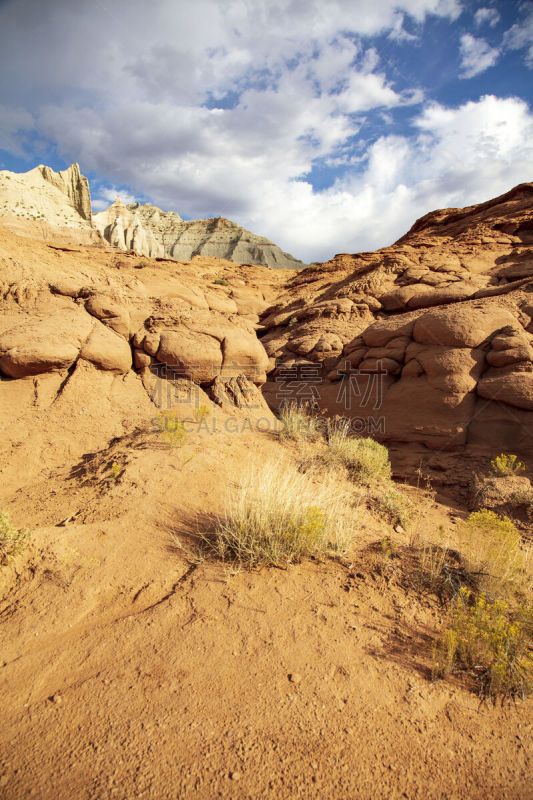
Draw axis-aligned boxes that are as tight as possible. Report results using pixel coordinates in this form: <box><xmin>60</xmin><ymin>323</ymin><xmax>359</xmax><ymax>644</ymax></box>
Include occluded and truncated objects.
<box><xmin>207</xmin><ymin>456</ymin><xmax>354</xmax><ymax>566</ymax></box>
<box><xmin>327</xmin><ymin>425</ymin><xmax>391</xmax><ymax>483</ymax></box>
<box><xmin>109</xmin><ymin>461</ymin><xmax>122</xmax><ymax>482</ymax></box>
<box><xmin>491</xmin><ymin>453</ymin><xmax>527</xmax><ymax>476</ymax></box>
<box><xmin>433</xmin><ymin>588</ymin><xmax>532</xmax><ymax>703</ymax></box>
<box><xmin>213</xmin><ymin>278</ymin><xmax>229</xmax><ymax>286</ymax></box>
<box><xmin>0</xmin><ymin>512</ymin><xmax>30</xmax><ymax>565</ymax></box>
<box><xmin>194</xmin><ymin>404</ymin><xmax>211</xmax><ymax>422</ymax></box>
<box><xmin>375</xmin><ymin>487</ymin><xmax>415</xmax><ymax>528</ymax></box>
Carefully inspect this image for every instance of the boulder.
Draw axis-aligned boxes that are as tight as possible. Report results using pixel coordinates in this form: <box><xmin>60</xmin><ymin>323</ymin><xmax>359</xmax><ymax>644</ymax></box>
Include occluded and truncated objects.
<box><xmin>157</xmin><ymin>330</ymin><xmax>223</xmax><ymax>384</ymax></box>
<box><xmin>413</xmin><ymin>306</ymin><xmax>517</xmax><ymax>348</ymax></box>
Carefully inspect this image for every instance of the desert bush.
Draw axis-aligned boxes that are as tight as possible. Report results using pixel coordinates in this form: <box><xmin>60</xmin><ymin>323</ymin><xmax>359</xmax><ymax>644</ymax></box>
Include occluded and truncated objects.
<box><xmin>460</xmin><ymin>510</ymin><xmax>529</xmax><ymax>598</ymax></box>
<box><xmin>512</xmin><ymin>488</ymin><xmax>533</xmax><ymax>516</ymax></box>
<box><xmin>327</xmin><ymin>423</ymin><xmax>391</xmax><ymax>482</ymax></box>
<box><xmin>414</xmin><ymin>534</ymin><xmax>479</xmax><ymax>604</ymax></box>
<box><xmin>213</xmin><ymin>277</ymin><xmax>229</xmax><ymax>286</ymax></box>
<box><xmin>433</xmin><ymin>588</ymin><xmax>532</xmax><ymax>703</ymax></box>
<box><xmin>194</xmin><ymin>404</ymin><xmax>211</xmax><ymax>422</ymax></box>
<box><xmin>207</xmin><ymin>456</ymin><xmax>355</xmax><ymax>566</ymax></box>
<box><xmin>491</xmin><ymin>453</ymin><xmax>527</xmax><ymax>476</ymax></box>
<box><xmin>279</xmin><ymin>402</ymin><xmax>321</xmax><ymax>443</ymax></box>
<box><xmin>0</xmin><ymin>512</ymin><xmax>30</xmax><ymax>565</ymax></box>
<box><xmin>154</xmin><ymin>411</ymin><xmax>187</xmax><ymax>447</ymax></box>
<box><xmin>109</xmin><ymin>461</ymin><xmax>122</xmax><ymax>482</ymax></box>
<box><xmin>375</xmin><ymin>486</ymin><xmax>415</xmax><ymax>528</ymax></box>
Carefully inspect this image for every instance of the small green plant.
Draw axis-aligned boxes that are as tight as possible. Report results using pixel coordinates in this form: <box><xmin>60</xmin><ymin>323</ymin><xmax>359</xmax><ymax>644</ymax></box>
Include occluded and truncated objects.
<box><xmin>375</xmin><ymin>486</ymin><xmax>415</xmax><ymax>528</ymax></box>
<box><xmin>327</xmin><ymin>423</ymin><xmax>391</xmax><ymax>483</ymax></box>
<box><xmin>279</xmin><ymin>402</ymin><xmax>321</xmax><ymax>443</ymax></box>
<box><xmin>154</xmin><ymin>411</ymin><xmax>188</xmax><ymax>448</ymax></box>
<box><xmin>109</xmin><ymin>461</ymin><xmax>122</xmax><ymax>482</ymax></box>
<box><xmin>433</xmin><ymin>588</ymin><xmax>532</xmax><ymax>703</ymax></box>
<box><xmin>491</xmin><ymin>453</ymin><xmax>527</xmax><ymax>476</ymax></box>
<box><xmin>377</xmin><ymin>536</ymin><xmax>398</xmax><ymax>577</ymax></box>
<box><xmin>0</xmin><ymin>512</ymin><xmax>30</xmax><ymax>565</ymax></box>
<box><xmin>194</xmin><ymin>404</ymin><xmax>211</xmax><ymax>422</ymax></box>
<box><xmin>207</xmin><ymin>456</ymin><xmax>354</xmax><ymax>566</ymax></box>
<box><xmin>213</xmin><ymin>278</ymin><xmax>229</xmax><ymax>286</ymax></box>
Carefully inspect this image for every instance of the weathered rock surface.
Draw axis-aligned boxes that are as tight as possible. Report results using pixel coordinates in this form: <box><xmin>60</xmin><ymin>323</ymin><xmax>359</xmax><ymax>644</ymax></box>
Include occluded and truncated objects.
<box><xmin>0</xmin><ymin>228</ymin><xmax>284</xmax><ymax>447</ymax></box>
<box><xmin>262</xmin><ymin>183</ymin><xmax>533</xmax><ymax>457</ymax></box>
<box><xmin>0</xmin><ymin>163</ymin><xmax>99</xmax><ymax>245</ymax></box>
<box><xmin>93</xmin><ymin>199</ymin><xmax>304</xmax><ymax>269</ymax></box>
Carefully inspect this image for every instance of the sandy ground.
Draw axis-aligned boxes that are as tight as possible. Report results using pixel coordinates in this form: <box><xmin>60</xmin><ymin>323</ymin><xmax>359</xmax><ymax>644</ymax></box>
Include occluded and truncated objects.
<box><xmin>1</xmin><ymin>420</ymin><xmax>531</xmax><ymax>800</ymax></box>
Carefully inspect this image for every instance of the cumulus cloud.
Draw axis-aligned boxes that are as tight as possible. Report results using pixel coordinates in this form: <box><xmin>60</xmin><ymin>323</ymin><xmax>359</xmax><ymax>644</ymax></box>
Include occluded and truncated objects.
<box><xmin>459</xmin><ymin>33</ymin><xmax>500</xmax><ymax>78</ymax></box>
<box><xmin>92</xmin><ymin>186</ymin><xmax>138</xmax><ymax>211</ymax></box>
<box><xmin>474</xmin><ymin>7</ymin><xmax>501</xmax><ymax>27</ymax></box>
<box><xmin>504</xmin><ymin>5</ymin><xmax>533</xmax><ymax>67</ymax></box>
<box><xmin>39</xmin><ymin>92</ymin><xmax>533</xmax><ymax>261</ymax></box>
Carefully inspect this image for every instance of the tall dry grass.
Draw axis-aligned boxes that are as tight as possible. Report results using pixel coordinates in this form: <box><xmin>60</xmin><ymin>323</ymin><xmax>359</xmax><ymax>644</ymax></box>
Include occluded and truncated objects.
<box><xmin>207</xmin><ymin>455</ymin><xmax>358</xmax><ymax>566</ymax></box>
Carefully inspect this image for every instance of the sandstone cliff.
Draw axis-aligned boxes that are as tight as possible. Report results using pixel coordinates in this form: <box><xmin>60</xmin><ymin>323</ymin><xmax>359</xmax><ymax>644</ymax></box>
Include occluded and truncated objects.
<box><xmin>93</xmin><ymin>199</ymin><xmax>304</xmax><ymax>269</ymax></box>
<box><xmin>260</xmin><ymin>183</ymin><xmax>533</xmax><ymax>466</ymax></box>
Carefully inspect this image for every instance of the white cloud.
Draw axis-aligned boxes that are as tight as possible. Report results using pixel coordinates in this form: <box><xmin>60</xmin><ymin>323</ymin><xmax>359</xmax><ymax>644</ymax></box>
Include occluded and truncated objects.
<box><xmin>459</xmin><ymin>33</ymin><xmax>500</xmax><ymax>78</ymax></box>
<box><xmin>92</xmin><ymin>186</ymin><xmax>138</xmax><ymax>211</ymax></box>
<box><xmin>474</xmin><ymin>7</ymin><xmax>500</xmax><ymax>28</ymax></box>
<box><xmin>504</xmin><ymin>6</ymin><xmax>533</xmax><ymax>67</ymax></box>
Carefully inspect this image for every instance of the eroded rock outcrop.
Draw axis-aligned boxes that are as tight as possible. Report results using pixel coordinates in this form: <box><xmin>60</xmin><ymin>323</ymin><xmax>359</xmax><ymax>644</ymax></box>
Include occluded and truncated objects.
<box><xmin>261</xmin><ymin>183</ymin><xmax>533</xmax><ymax>458</ymax></box>
<box><xmin>0</xmin><ymin>228</ymin><xmax>283</xmax><ymax>445</ymax></box>
<box><xmin>93</xmin><ymin>199</ymin><xmax>304</xmax><ymax>269</ymax></box>
<box><xmin>0</xmin><ymin>163</ymin><xmax>99</xmax><ymax>245</ymax></box>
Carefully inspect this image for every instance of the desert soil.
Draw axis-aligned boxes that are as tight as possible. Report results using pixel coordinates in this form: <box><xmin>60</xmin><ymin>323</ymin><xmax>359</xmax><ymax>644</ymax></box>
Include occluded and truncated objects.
<box><xmin>1</xmin><ymin>420</ymin><xmax>531</xmax><ymax>800</ymax></box>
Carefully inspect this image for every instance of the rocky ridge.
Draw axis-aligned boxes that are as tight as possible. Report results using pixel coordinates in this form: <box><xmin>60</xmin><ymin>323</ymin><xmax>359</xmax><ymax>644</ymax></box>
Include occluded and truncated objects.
<box><xmin>93</xmin><ymin>199</ymin><xmax>305</xmax><ymax>269</ymax></box>
<box><xmin>0</xmin><ymin>163</ymin><xmax>100</xmax><ymax>245</ymax></box>
<box><xmin>1</xmin><ymin>177</ymin><xmax>533</xmax><ymax>472</ymax></box>
<box><xmin>0</xmin><ymin>164</ymin><xmax>304</xmax><ymax>269</ymax></box>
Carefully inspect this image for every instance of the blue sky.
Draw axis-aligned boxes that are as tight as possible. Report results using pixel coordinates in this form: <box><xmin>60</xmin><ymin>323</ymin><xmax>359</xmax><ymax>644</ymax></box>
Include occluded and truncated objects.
<box><xmin>1</xmin><ymin>0</ymin><xmax>533</xmax><ymax>261</ymax></box>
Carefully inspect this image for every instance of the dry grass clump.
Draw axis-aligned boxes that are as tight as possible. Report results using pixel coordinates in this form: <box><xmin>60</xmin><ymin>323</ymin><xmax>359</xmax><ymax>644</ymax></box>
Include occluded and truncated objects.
<box><xmin>0</xmin><ymin>512</ymin><xmax>30</xmax><ymax>565</ymax></box>
<box><xmin>433</xmin><ymin>588</ymin><xmax>532</xmax><ymax>704</ymax></box>
<box><xmin>278</xmin><ymin>402</ymin><xmax>322</xmax><ymax>443</ymax></box>
<box><xmin>206</xmin><ymin>456</ymin><xmax>356</xmax><ymax>566</ymax></box>
<box><xmin>427</xmin><ymin>509</ymin><xmax>533</xmax><ymax>702</ymax></box>
<box><xmin>459</xmin><ymin>510</ymin><xmax>530</xmax><ymax>599</ymax></box>
<box><xmin>326</xmin><ymin>422</ymin><xmax>391</xmax><ymax>483</ymax></box>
